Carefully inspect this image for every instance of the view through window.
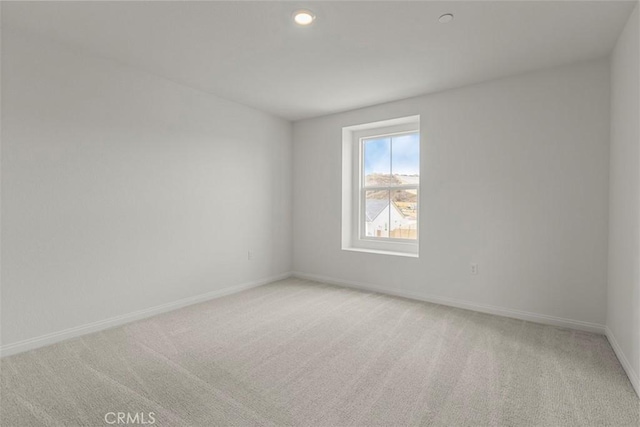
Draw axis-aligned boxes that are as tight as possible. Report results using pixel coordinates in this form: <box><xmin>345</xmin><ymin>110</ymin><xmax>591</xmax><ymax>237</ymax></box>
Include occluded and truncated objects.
<box><xmin>362</xmin><ymin>132</ymin><xmax>419</xmax><ymax>240</ymax></box>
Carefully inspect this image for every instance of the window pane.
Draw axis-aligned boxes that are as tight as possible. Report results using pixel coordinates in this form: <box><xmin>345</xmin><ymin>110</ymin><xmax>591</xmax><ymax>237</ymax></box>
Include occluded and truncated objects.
<box><xmin>365</xmin><ymin>190</ymin><xmax>389</xmax><ymax>238</ymax></box>
<box><xmin>390</xmin><ymin>189</ymin><xmax>418</xmax><ymax>240</ymax></box>
<box><xmin>391</xmin><ymin>133</ymin><xmax>420</xmax><ymax>183</ymax></box>
<box><xmin>363</xmin><ymin>137</ymin><xmax>392</xmax><ymax>186</ymax></box>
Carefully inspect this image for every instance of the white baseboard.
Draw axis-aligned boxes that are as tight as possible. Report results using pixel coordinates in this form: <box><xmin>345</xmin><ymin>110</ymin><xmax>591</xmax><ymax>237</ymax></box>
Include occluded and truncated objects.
<box><xmin>0</xmin><ymin>272</ymin><xmax>292</xmax><ymax>358</ymax></box>
<box><xmin>605</xmin><ymin>327</ymin><xmax>640</xmax><ymax>398</ymax></box>
<box><xmin>292</xmin><ymin>271</ymin><xmax>606</xmax><ymax>335</ymax></box>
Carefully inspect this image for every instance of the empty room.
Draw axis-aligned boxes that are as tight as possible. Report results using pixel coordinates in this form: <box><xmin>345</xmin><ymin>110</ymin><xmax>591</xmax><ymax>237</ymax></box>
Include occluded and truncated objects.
<box><xmin>1</xmin><ymin>1</ymin><xmax>639</xmax><ymax>426</ymax></box>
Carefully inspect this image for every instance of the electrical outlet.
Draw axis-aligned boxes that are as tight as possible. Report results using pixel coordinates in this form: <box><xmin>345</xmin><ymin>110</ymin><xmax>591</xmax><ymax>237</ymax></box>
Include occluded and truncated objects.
<box><xmin>470</xmin><ymin>263</ymin><xmax>479</xmax><ymax>275</ymax></box>
<box><xmin>248</xmin><ymin>251</ymin><xmax>254</xmax><ymax>261</ymax></box>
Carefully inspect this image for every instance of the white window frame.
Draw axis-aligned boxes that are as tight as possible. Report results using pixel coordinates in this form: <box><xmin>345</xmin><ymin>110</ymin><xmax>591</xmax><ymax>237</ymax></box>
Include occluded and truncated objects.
<box><xmin>342</xmin><ymin>115</ymin><xmax>420</xmax><ymax>257</ymax></box>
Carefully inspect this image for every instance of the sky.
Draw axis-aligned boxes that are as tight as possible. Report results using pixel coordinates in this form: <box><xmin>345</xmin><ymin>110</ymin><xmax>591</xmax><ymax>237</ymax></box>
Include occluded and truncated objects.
<box><xmin>363</xmin><ymin>132</ymin><xmax>420</xmax><ymax>177</ymax></box>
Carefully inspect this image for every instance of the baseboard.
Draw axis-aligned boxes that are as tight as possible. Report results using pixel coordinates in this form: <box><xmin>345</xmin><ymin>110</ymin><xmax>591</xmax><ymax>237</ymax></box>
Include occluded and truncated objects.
<box><xmin>605</xmin><ymin>327</ymin><xmax>640</xmax><ymax>398</ymax></box>
<box><xmin>292</xmin><ymin>271</ymin><xmax>606</xmax><ymax>335</ymax></box>
<box><xmin>0</xmin><ymin>272</ymin><xmax>292</xmax><ymax>358</ymax></box>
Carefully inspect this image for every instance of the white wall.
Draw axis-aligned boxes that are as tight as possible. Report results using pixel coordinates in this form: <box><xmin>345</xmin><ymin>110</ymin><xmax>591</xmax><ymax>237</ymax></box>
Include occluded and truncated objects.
<box><xmin>0</xmin><ymin>30</ymin><xmax>292</xmax><ymax>350</ymax></box>
<box><xmin>607</xmin><ymin>3</ymin><xmax>640</xmax><ymax>395</ymax></box>
<box><xmin>293</xmin><ymin>59</ymin><xmax>611</xmax><ymax>330</ymax></box>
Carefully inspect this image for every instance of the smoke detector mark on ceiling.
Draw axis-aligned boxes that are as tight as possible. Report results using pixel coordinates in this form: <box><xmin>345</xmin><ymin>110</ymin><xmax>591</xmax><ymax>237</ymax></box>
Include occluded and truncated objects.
<box><xmin>439</xmin><ymin>14</ymin><xmax>454</xmax><ymax>24</ymax></box>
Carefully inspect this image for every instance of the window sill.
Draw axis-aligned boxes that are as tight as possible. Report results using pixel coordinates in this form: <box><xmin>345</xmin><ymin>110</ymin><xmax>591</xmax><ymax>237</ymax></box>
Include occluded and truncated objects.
<box><xmin>342</xmin><ymin>246</ymin><xmax>419</xmax><ymax>258</ymax></box>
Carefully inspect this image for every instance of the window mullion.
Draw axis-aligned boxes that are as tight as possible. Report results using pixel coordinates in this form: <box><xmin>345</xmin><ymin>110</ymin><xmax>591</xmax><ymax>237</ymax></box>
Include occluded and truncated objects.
<box><xmin>389</xmin><ymin>135</ymin><xmax>393</xmax><ymax>239</ymax></box>
<box><xmin>363</xmin><ymin>185</ymin><xmax>418</xmax><ymax>191</ymax></box>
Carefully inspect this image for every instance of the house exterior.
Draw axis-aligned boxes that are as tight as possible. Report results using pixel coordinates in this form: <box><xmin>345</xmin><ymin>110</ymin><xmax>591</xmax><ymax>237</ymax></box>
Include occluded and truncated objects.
<box><xmin>365</xmin><ymin>199</ymin><xmax>415</xmax><ymax>238</ymax></box>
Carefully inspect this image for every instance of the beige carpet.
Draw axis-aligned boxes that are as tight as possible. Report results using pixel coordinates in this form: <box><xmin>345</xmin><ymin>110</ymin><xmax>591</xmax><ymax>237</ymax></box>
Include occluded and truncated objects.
<box><xmin>1</xmin><ymin>278</ymin><xmax>638</xmax><ymax>426</ymax></box>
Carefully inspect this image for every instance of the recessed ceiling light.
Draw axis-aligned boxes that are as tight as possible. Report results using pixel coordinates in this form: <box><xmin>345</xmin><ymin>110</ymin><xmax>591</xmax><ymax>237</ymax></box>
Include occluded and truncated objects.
<box><xmin>293</xmin><ymin>10</ymin><xmax>316</xmax><ymax>26</ymax></box>
<box><xmin>438</xmin><ymin>13</ymin><xmax>454</xmax><ymax>24</ymax></box>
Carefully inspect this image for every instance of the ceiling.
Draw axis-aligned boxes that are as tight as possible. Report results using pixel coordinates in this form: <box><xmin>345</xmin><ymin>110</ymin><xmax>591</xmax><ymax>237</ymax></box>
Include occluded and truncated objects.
<box><xmin>2</xmin><ymin>1</ymin><xmax>637</xmax><ymax>121</ymax></box>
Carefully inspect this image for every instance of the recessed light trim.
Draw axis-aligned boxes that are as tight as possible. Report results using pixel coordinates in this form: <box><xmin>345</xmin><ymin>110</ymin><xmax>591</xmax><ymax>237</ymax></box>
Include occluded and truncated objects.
<box><xmin>293</xmin><ymin>10</ymin><xmax>316</xmax><ymax>26</ymax></box>
<box><xmin>438</xmin><ymin>13</ymin><xmax>454</xmax><ymax>24</ymax></box>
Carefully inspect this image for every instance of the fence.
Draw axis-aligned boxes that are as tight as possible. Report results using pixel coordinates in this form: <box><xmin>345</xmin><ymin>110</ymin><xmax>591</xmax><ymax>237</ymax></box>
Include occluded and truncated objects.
<box><xmin>389</xmin><ymin>228</ymin><xmax>417</xmax><ymax>239</ymax></box>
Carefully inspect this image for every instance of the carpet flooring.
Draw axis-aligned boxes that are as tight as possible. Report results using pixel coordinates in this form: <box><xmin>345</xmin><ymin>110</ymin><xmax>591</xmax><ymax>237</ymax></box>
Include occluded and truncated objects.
<box><xmin>1</xmin><ymin>278</ymin><xmax>639</xmax><ymax>426</ymax></box>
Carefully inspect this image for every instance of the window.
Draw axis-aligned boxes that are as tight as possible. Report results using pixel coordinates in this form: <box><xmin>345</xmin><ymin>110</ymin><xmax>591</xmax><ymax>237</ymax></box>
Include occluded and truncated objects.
<box><xmin>342</xmin><ymin>116</ymin><xmax>420</xmax><ymax>256</ymax></box>
<box><xmin>362</xmin><ymin>132</ymin><xmax>419</xmax><ymax>240</ymax></box>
